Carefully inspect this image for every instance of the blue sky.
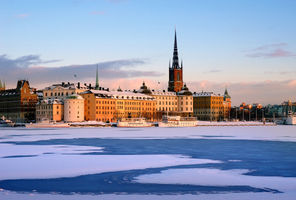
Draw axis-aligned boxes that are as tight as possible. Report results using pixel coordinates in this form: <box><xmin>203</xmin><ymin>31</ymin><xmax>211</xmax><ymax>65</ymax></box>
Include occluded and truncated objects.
<box><xmin>0</xmin><ymin>0</ymin><xmax>296</xmax><ymax>105</ymax></box>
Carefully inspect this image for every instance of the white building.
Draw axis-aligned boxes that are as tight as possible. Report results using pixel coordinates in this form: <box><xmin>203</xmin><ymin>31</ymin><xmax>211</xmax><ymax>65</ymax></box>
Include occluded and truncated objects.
<box><xmin>64</xmin><ymin>94</ymin><xmax>84</xmax><ymax>122</ymax></box>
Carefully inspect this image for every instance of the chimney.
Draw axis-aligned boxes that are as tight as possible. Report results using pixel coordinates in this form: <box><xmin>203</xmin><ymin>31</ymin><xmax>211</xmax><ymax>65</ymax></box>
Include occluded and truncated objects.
<box><xmin>78</xmin><ymin>82</ymin><xmax>80</xmax><ymax>89</ymax></box>
<box><xmin>62</xmin><ymin>82</ymin><xmax>65</xmax><ymax>86</ymax></box>
<box><xmin>89</xmin><ymin>84</ymin><xmax>91</xmax><ymax>89</ymax></box>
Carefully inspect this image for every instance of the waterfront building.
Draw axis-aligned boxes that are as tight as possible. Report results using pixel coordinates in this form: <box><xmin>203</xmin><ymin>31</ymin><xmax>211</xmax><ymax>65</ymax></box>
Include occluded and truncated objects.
<box><xmin>193</xmin><ymin>92</ymin><xmax>224</xmax><ymax>121</ymax></box>
<box><xmin>223</xmin><ymin>88</ymin><xmax>232</xmax><ymax>120</ymax></box>
<box><xmin>139</xmin><ymin>83</ymin><xmax>193</xmax><ymax>120</ymax></box>
<box><xmin>81</xmin><ymin>89</ymin><xmax>156</xmax><ymax>122</ymax></box>
<box><xmin>64</xmin><ymin>94</ymin><xmax>84</xmax><ymax>122</ymax></box>
<box><xmin>168</xmin><ymin>30</ymin><xmax>183</xmax><ymax>93</ymax></box>
<box><xmin>36</xmin><ymin>99</ymin><xmax>63</xmax><ymax>122</ymax></box>
<box><xmin>0</xmin><ymin>80</ymin><xmax>38</xmax><ymax>122</ymax></box>
<box><xmin>80</xmin><ymin>90</ymin><xmax>116</xmax><ymax>122</ymax></box>
<box><xmin>42</xmin><ymin>82</ymin><xmax>87</xmax><ymax>100</ymax></box>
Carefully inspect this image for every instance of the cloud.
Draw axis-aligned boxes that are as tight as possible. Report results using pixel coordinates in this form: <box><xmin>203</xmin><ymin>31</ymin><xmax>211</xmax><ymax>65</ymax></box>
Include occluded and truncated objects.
<box><xmin>90</xmin><ymin>11</ymin><xmax>105</xmax><ymax>15</ymax></box>
<box><xmin>0</xmin><ymin>54</ymin><xmax>163</xmax><ymax>89</ymax></box>
<box><xmin>16</xmin><ymin>14</ymin><xmax>29</xmax><ymax>18</ymax></box>
<box><xmin>107</xmin><ymin>0</ymin><xmax>127</xmax><ymax>3</ymax></box>
<box><xmin>203</xmin><ymin>69</ymin><xmax>222</xmax><ymax>73</ymax></box>
<box><xmin>246</xmin><ymin>43</ymin><xmax>296</xmax><ymax>58</ymax></box>
<box><xmin>185</xmin><ymin>80</ymin><xmax>296</xmax><ymax>106</ymax></box>
<box><xmin>265</xmin><ymin>70</ymin><xmax>296</xmax><ymax>75</ymax></box>
<box><xmin>94</xmin><ymin>78</ymin><xmax>296</xmax><ymax>106</ymax></box>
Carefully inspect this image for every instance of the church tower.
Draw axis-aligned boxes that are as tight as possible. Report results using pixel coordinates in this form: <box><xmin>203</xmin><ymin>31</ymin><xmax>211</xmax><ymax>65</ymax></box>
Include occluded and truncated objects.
<box><xmin>168</xmin><ymin>30</ymin><xmax>183</xmax><ymax>92</ymax></box>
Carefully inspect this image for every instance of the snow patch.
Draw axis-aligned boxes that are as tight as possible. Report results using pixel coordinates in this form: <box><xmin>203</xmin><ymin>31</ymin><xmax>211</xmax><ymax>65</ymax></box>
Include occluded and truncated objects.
<box><xmin>134</xmin><ymin>168</ymin><xmax>296</xmax><ymax>193</ymax></box>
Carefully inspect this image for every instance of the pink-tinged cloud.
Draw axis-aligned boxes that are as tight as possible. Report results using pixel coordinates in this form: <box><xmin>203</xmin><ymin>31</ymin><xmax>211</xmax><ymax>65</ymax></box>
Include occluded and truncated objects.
<box><xmin>84</xmin><ymin>78</ymin><xmax>296</xmax><ymax>106</ymax></box>
<box><xmin>16</xmin><ymin>14</ymin><xmax>29</xmax><ymax>18</ymax></box>
<box><xmin>246</xmin><ymin>43</ymin><xmax>296</xmax><ymax>58</ymax></box>
<box><xmin>90</xmin><ymin>11</ymin><xmax>105</xmax><ymax>15</ymax></box>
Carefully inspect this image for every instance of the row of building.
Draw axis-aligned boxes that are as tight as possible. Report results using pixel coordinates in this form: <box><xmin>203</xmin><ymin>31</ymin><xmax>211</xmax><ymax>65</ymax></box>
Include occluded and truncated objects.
<box><xmin>0</xmin><ymin>30</ymin><xmax>232</xmax><ymax>123</ymax></box>
<box><xmin>0</xmin><ymin>79</ymin><xmax>231</xmax><ymax>123</ymax></box>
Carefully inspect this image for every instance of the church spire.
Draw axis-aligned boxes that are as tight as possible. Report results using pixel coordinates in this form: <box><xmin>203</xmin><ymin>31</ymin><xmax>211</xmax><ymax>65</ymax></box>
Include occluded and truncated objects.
<box><xmin>172</xmin><ymin>29</ymin><xmax>180</xmax><ymax>69</ymax></box>
<box><xmin>95</xmin><ymin>64</ymin><xmax>99</xmax><ymax>90</ymax></box>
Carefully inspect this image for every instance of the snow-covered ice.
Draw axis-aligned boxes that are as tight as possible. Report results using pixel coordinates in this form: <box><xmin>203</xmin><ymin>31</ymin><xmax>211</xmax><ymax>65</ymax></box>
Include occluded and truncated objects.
<box><xmin>0</xmin><ymin>126</ymin><xmax>296</xmax><ymax>199</ymax></box>
<box><xmin>1</xmin><ymin>125</ymin><xmax>296</xmax><ymax>142</ymax></box>
<box><xmin>0</xmin><ymin>153</ymin><xmax>221</xmax><ymax>180</ymax></box>
<box><xmin>134</xmin><ymin>168</ymin><xmax>296</xmax><ymax>193</ymax></box>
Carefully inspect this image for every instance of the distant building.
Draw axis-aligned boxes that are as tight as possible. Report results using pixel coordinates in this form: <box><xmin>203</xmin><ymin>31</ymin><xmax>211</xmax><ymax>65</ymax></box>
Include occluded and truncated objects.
<box><xmin>81</xmin><ymin>89</ymin><xmax>156</xmax><ymax>122</ymax></box>
<box><xmin>223</xmin><ymin>88</ymin><xmax>231</xmax><ymax>120</ymax></box>
<box><xmin>168</xmin><ymin>30</ymin><xmax>183</xmax><ymax>93</ymax></box>
<box><xmin>193</xmin><ymin>92</ymin><xmax>224</xmax><ymax>121</ymax></box>
<box><xmin>42</xmin><ymin>82</ymin><xmax>87</xmax><ymax>100</ymax></box>
<box><xmin>0</xmin><ymin>80</ymin><xmax>38</xmax><ymax>122</ymax></box>
<box><xmin>36</xmin><ymin>99</ymin><xmax>64</xmax><ymax>122</ymax></box>
<box><xmin>139</xmin><ymin>82</ymin><xmax>193</xmax><ymax>120</ymax></box>
<box><xmin>64</xmin><ymin>94</ymin><xmax>84</xmax><ymax>122</ymax></box>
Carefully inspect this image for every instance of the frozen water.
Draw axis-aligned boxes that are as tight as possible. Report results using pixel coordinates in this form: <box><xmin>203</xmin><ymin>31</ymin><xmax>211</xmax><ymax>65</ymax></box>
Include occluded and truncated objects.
<box><xmin>134</xmin><ymin>168</ymin><xmax>296</xmax><ymax>193</ymax></box>
<box><xmin>0</xmin><ymin>126</ymin><xmax>296</xmax><ymax>199</ymax></box>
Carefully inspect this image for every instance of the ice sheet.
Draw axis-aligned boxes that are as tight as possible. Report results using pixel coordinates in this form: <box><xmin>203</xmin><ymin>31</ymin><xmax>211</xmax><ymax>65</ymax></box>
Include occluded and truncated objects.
<box><xmin>0</xmin><ymin>191</ymin><xmax>296</xmax><ymax>200</ymax></box>
<box><xmin>1</xmin><ymin>126</ymin><xmax>296</xmax><ymax>143</ymax></box>
<box><xmin>0</xmin><ymin>154</ymin><xmax>221</xmax><ymax>180</ymax></box>
<box><xmin>134</xmin><ymin>168</ymin><xmax>296</xmax><ymax>193</ymax></box>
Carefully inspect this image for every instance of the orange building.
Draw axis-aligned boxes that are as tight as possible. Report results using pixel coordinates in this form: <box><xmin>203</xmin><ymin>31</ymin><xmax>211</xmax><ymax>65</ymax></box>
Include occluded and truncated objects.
<box><xmin>36</xmin><ymin>99</ymin><xmax>64</xmax><ymax>122</ymax></box>
<box><xmin>223</xmin><ymin>88</ymin><xmax>231</xmax><ymax>120</ymax></box>
<box><xmin>81</xmin><ymin>91</ymin><xmax>116</xmax><ymax>122</ymax></box>
<box><xmin>81</xmin><ymin>90</ymin><xmax>156</xmax><ymax>122</ymax></box>
<box><xmin>0</xmin><ymin>80</ymin><xmax>38</xmax><ymax>122</ymax></box>
<box><xmin>193</xmin><ymin>92</ymin><xmax>224</xmax><ymax>121</ymax></box>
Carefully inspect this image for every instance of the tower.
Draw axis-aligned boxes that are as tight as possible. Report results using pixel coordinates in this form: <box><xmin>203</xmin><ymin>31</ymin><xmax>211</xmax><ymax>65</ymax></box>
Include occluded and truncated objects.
<box><xmin>168</xmin><ymin>30</ymin><xmax>183</xmax><ymax>92</ymax></box>
<box><xmin>95</xmin><ymin>65</ymin><xmax>99</xmax><ymax>90</ymax></box>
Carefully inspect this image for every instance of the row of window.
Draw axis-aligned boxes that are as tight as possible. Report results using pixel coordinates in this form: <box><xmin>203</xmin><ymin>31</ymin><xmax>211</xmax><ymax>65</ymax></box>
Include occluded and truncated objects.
<box><xmin>44</xmin><ymin>91</ymin><xmax>75</xmax><ymax>97</ymax></box>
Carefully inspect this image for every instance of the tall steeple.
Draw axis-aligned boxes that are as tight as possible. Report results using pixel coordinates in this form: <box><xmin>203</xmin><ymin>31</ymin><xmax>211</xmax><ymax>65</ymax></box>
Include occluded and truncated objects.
<box><xmin>172</xmin><ymin>29</ymin><xmax>180</xmax><ymax>69</ymax></box>
<box><xmin>95</xmin><ymin>64</ymin><xmax>99</xmax><ymax>90</ymax></box>
<box><xmin>168</xmin><ymin>29</ymin><xmax>184</xmax><ymax>93</ymax></box>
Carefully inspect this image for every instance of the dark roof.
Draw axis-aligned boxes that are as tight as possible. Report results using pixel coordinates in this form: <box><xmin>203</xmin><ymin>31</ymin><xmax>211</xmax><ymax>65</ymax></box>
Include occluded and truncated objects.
<box><xmin>178</xmin><ymin>84</ymin><xmax>192</xmax><ymax>96</ymax></box>
<box><xmin>138</xmin><ymin>82</ymin><xmax>152</xmax><ymax>95</ymax></box>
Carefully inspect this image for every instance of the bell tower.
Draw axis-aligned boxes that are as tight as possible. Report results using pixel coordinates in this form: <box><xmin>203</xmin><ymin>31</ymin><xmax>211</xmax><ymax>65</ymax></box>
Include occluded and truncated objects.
<box><xmin>168</xmin><ymin>30</ymin><xmax>183</xmax><ymax>92</ymax></box>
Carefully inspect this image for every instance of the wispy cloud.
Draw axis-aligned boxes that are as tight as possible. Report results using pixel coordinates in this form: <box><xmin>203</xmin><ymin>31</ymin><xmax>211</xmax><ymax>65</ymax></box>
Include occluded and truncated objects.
<box><xmin>186</xmin><ymin>80</ymin><xmax>296</xmax><ymax>105</ymax></box>
<box><xmin>203</xmin><ymin>69</ymin><xmax>222</xmax><ymax>74</ymax></box>
<box><xmin>90</xmin><ymin>11</ymin><xmax>105</xmax><ymax>15</ymax></box>
<box><xmin>0</xmin><ymin>54</ymin><xmax>163</xmax><ymax>89</ymax></box>
<box><xmin>246</xmin><ymin>43</ymin><xmax>296</xmax><ymax>58</ymax></box>
<box><xmin>16</xmin><ymin>13</ymin><xmax>29</xmax><ymax>18</ymax></box>
<box><xmin>107</xmin><ymin>0</ymin><xmax>127</xmax><ymax>3</ymax></box>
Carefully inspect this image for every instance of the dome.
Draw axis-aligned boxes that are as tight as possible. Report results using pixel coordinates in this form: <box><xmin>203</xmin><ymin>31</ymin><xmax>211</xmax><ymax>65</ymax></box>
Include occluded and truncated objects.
<box><xmin>178</xmin><ymin>84</ymin><xmax>192</xmax><ymax>95</ymax></box>
<box><xmin>138</xmin><ymin>82</ymin><xmax>152</xmax><ymax>95</ymax></box>
<box><xmin>66</xmin><ymin>94</ymin><xmax>84</xmax><ymax>100</ymax></box>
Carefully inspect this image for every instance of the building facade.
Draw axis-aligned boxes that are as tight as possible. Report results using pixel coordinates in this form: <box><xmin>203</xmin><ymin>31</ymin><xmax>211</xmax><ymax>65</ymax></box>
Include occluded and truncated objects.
<box><xmin>36</xmin><ymin>99</ymin><xmax>64</xmax><ymax>122</ymax></box>
<box><xmin>64</xmin><ymin>94</ymin><xmax>84</xmax><ymax>122</ymax></box>
<box><xmin>223</xmin><ymin>88</ymin><xmax>232</xmax><ymax>120</ymax></box>
<box><xmin>0</xmin><ymin>80</ymin><xmax>38</xmax><ymax>122</ymax></box>
<box><xmin>81</xmin><ymin>89</ymin><xmax>156</xmax><ymax>122</ymax></box>
<box><xmin>43</xmin><ymin>82</ymin><xmax>87</xmax><ymax>100</ymax></box>
<box><xmin>193</xmin><ymin>92</ymin><xmax>224</xmax><ymax>121</ymax></box>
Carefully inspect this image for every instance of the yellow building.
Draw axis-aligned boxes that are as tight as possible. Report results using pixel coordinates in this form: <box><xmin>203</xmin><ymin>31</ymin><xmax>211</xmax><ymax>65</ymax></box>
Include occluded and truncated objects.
<box><xmin>223</xmin><ymin>88</ymin><xmax>232</xmax><ymax>120</ymax></box>
<box><xmin>140</xmin><ymin>83</ymin><xmax>193</xmax><ymax>120</ymax></box>
<box><xmin>36</xmin><ymin>99</ymin><xmax>64</xmax><ymax>122</ymax></box>
<box><xmin>81</xmin><ymin>91</ymin><xmax>116</xmax><ymax>122</ymax></box>
<box><xmin>81</xmin><ymin>89</ymin><xmax>156</xmax><ymax>122</ymax></box>
<box><xmin>43</xmin><ymin>82</ymin><xmax>87</xmax><ymax>100</ymax></box>
<box><xmin>193</xmin><ymin>92</ymin><xmax>224</xmax><ymax>121</ymax></box>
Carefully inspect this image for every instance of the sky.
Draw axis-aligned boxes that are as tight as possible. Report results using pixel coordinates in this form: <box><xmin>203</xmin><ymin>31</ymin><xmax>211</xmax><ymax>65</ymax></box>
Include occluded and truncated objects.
<box><xmin>0</xmin><ymin>0</ymin><xmax>296</xmax><ymax>105</ymax></box>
